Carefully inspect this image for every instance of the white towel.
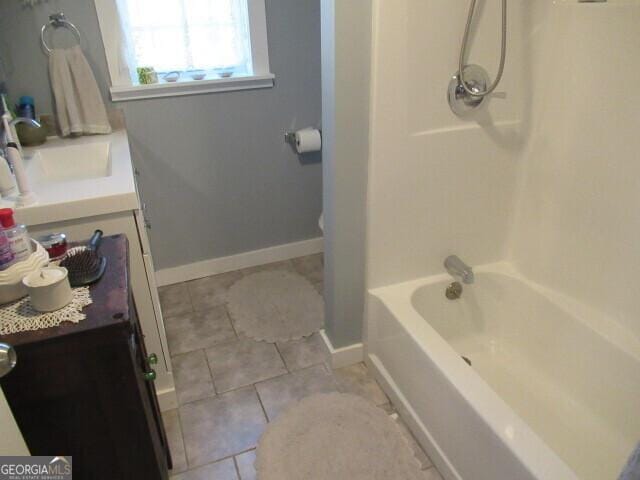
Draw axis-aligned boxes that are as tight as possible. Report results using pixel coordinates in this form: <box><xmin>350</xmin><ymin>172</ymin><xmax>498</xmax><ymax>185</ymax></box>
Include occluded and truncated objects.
<box><xmin>49</xmin><ymin>45</ymin><xmax>111</xmax><ymax>137</ymax></box>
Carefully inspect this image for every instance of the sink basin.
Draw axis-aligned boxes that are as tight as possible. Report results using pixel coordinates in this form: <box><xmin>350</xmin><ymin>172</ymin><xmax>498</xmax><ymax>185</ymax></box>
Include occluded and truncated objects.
<box><xmin>6</xmin><ymin>131</ymin><xmax>137</xmax><ymax>226</ymax></box>
<box><xmin>26</xmin><ymin>142</ymin><xmax>112</xmax><ymax>184</ymax></box>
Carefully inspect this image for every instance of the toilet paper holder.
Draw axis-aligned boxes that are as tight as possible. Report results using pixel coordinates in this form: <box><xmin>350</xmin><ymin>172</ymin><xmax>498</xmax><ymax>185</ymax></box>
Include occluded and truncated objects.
<box><xmin>284</xmin><ymin>129</ymin><xmax>322</xmax><ymax>146</ymax></box>
<box><xmin>284</xmin><ymin>132</ymin><xmax>297</xmax><ymax>145</ymax></box>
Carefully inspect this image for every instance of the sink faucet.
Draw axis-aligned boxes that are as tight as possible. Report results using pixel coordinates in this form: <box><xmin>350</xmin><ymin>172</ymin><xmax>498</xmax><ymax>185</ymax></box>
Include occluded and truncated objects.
<box><xmin>444</xmin><ymin>255</ymin><xmax>474</xmax><ymax>284</ymax></box>
<box><xmin>10</xmin><ymin>117</ymin><xmax>40</xmax><ymax>128</ymax></box>
<box><xmin>0</xmin><ymin>115</ymin><xmax>40</xmax><ymax>206</ymax></box>
<box><xmin>1</xmin><ymin>117</ymin><xmax>41</xmax><ymax>156</ymax></box>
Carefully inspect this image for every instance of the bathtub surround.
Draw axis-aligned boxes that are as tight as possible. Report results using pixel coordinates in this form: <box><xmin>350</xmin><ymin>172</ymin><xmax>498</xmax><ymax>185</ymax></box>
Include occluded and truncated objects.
<box><xmin>509</xmin><ymin>1</ymin><xmax>640</xmax><ymax>342</ymax></box>
<box><xmin>365</xmin><ymin>0</ymin><xmax>523</xmax><ymax>290</ymax></box>
<box><xmin>364</xmin><ymin>1</ymin><xmax>640</xmax><ymax>479</ymax></box>
<box><xmin>0</xmin><ymin>0</ymin><xmax>322</xmax><ymax>271</ymax></box>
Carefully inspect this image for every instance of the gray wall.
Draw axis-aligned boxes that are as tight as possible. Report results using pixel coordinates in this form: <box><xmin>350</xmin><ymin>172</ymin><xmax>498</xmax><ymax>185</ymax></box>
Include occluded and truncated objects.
<box><xmin>0</xmin><ymin>0</ymin><xmax>322</xmax><ymax>270</ymax></box>
<box><xmin>321</xmin><ymin>0</ymin><xmax>371</xmax><ymax>348</ymax></box>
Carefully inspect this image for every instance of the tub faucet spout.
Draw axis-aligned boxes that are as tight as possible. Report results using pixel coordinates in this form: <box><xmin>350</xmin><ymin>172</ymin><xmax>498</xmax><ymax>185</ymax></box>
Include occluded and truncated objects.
<box><xmin>444</xmin><ymin>255</ymin><xmax>474</xmax><ymax>284</ymax></box>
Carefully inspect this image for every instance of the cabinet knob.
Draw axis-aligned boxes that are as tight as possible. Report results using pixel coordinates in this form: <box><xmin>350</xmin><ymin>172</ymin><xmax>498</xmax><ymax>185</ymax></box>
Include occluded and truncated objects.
<box><xmin>147</xmin><ymin>353</ymin><xmax>158</xmax><ymax>365</ymax></box>
<box><xmin>144</xmin><ymin>369</ymin><xmax>156</xmax><ymax>381</ymax></box>
<box><xmin>0</xmin><ymin>343</ymin><xmax>17</xmax><ymax>378</ymax></box>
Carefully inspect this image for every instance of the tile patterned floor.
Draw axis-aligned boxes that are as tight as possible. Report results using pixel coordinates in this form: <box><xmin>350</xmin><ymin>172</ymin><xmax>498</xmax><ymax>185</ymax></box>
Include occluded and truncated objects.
<box><xmin>159</xmin><ymin>254</ymin><xmax>443</xmax><ymax>480</ymax></box>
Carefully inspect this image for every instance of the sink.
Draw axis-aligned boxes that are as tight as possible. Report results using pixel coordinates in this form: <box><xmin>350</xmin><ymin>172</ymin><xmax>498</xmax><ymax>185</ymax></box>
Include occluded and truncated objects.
<box><xmin>9</xmin><ymin>131</ymin><xmax>138</xmax><ymax>226</ymax></box>
<box><xmin>26</xmin><ymin>142</ymin><xmax>112</xmax><ymax>184</ymax></box>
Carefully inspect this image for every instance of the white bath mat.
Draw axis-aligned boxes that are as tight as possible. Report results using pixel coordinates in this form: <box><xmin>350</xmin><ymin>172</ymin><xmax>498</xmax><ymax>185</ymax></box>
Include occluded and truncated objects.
<box><xmin>226</xmin><ymin>270</ymin><xmax>323</xmax><ymax>343</ymax></box>
<box><xmin>256</xmin><ymin>393</ymin><xmax>429</xmax><ymax>480</ymax></box>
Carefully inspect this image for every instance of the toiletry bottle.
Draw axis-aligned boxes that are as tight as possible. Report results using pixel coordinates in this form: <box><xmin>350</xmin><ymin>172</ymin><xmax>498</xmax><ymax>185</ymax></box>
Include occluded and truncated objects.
<box><xmin>0</xmin><ymin>229</ymin><xmax>15</xmax><ymax>270</ymax></box>
<box><xmin>0</xmin><ymin>208</ymin><xmax>32</xmax><ymax>262</ymax></box>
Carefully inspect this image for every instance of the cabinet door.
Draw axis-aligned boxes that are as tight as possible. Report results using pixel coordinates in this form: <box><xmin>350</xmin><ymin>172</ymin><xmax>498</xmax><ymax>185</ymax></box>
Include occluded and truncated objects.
<box><xmin>130</xmin><ymin>305</ymin><xmax>172</xmax><ymax>471</ymax></box>
<box><xmin>134</xmin><ymin>208</ymin><xmax>172</xmax><ymax>376</ymax></box>
<box><xmin>142</xmin><ymin>252</ymin><xmax>171</xmax><ymax>372</ymax></box>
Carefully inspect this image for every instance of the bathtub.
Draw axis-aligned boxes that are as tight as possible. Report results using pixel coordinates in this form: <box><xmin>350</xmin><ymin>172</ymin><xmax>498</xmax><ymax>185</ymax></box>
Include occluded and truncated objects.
<box><xmin>365</xmin><ymin>262</ymin><xmax>640</xmax><ymax>480</ymax></box>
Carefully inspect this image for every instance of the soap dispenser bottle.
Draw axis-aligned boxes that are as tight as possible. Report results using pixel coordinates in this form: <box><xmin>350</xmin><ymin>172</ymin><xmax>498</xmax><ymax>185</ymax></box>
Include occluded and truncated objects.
<box><xmin>0</xmin><ymin>208</ymin><xmax>32</xmax><ymax>262</ymax></box>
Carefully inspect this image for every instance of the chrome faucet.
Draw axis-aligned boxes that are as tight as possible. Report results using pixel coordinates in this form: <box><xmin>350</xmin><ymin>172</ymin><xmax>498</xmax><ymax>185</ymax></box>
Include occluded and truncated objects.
<box><xmin>444</xmin><ymin>255</ymin><xmax>474</xmax><ymax>284</ymax></box>
<box><xmin>0</xmin><ymin>116</ymin><xmax>41</xmax><ymax>205</ymax></box>
<box><xmin>9</xmin><ymin>117</ymin><xmax>41</xmax><ymax>129</ymax></box>
<box><xmin>1</xmin><ymin>117</ymin><xmax>41</xmax><ymax>156</ymax></box>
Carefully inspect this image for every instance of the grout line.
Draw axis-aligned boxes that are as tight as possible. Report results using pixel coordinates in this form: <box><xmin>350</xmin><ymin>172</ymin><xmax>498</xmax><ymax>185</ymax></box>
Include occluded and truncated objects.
<box><xmin>233</xmin><ymin>455</ymin><xmax>242</xmax><ymax>480</ymax></box>
<box><xmin>175</xmin><ymin>368</ymin><xmax>293</xmax><ymax>410</ymax></box>
<box><xmin>223</xmin><ymin>304</ymin><xmax>240</xmax><ymax>339</ymax></box>
<box><xmin>253</xmin><ymin>384</ymin><xmax>271</xmax><ymax>423</ymax></box>
<box><xmin>171</xmin><ymin>333</ymin><xmax>330</xmax><ymax>406</ymax></box>
<box><xmin>273</xmin><ymin>342</ymin><xmax>290</xmax><ymax>374</ymax></box>
<box><xmin>250</xmin><ymin>363</ymin><xmax>332</xmax><ymax>395</ymax></box>
<box><xmin>252</xmin><ymin>368</ymin><xmax>293</xmax><ymax>389</ymax></box>
<box><xmin>180</xmin><ymin>448</ymin><xmax>257</xmax><ymax>478</ymax></box>
<box><xmin>202</xmin><ymin>348</ymin><xmax>220</xmax><ymax>396</ymax></box>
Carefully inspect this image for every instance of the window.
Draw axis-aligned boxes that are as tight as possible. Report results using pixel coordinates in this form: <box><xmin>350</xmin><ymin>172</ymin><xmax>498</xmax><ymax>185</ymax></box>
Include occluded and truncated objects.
<box><xmin>94</xmin><ymin>0</ymin><xmax>274</xmax><ymax>101</ymax></box>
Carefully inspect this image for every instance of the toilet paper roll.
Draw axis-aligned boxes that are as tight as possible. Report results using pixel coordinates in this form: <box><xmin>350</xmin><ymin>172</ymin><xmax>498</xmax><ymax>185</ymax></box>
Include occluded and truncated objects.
<box><xmin>295</xmin><ymin>128</ymin><xmax>322</xmax><ymax>154</ymax></box>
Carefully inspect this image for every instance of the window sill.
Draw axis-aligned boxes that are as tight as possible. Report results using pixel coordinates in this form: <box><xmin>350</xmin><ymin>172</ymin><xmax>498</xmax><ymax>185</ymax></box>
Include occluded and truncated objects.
<box><xmin>109</xmin><ymin>73</ymin><xmax>275</xmax><ymax>102</ymax></box>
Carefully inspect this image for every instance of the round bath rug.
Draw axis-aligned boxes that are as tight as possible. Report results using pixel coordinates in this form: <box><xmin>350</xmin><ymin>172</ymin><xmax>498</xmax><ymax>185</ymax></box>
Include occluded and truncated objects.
<box><xmin>226</xmin><ymin>270</ymin><xmax>323</xmax><ymax>343</ymax></box>
<box><xmin>256</xmin><ymin>393</ymin><xmax>428</xmax><ymax>480</ymax></box>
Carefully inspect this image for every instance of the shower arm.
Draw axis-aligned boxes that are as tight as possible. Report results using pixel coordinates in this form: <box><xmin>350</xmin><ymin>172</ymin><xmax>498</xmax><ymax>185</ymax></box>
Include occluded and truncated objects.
<box><xmin>458</xmin><ymin>0</ymin><xmax>507</xmax><ymax>98</ymax></box>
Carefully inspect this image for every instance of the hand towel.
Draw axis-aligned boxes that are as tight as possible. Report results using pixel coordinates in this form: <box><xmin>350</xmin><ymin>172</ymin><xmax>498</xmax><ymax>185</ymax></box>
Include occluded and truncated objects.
<box><xmin>49</xmin><ymin>45</ymin><xmax>111</xmax><ymax>137</ymax></box>
<box><xmin>619</xmin><ymin>443</ymin><xmax>640</xmax><ymax>480</ymax></box>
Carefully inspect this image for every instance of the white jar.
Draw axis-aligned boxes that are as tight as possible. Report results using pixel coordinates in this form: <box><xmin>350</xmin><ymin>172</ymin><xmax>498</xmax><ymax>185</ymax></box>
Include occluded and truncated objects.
<box><xmin>23</xmin><ymin>267</ymin><xmax>73</xmax><ymax>312</ymax></box>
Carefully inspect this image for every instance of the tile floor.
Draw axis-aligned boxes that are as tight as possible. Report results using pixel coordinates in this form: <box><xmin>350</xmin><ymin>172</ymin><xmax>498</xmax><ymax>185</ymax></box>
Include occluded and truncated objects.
<box><xmin>159</xmin><ymin>254</ymin><xmax>443</xmax><ymax>480</ymax></box>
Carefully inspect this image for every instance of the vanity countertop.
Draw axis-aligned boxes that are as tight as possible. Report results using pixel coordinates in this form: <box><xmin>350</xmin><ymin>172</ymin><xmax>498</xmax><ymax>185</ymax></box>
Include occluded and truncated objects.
<box><xmin>7</xmin><ymin>129</ymin><xmax>139</xmax><ymax>227</ymax></box>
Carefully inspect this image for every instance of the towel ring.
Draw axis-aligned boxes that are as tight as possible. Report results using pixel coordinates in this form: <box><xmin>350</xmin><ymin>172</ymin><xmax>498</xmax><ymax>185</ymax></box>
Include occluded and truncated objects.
<box><xmin>41</xmin><ymin>13</ymin><xmax>81</xmax><ymax>54</ymax></box>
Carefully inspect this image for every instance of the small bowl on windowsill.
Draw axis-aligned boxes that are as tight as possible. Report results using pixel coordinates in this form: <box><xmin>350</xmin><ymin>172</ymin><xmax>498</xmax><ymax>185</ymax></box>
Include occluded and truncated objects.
<box><xmin>188</xmin><ymin>70</ymin><xmax>206</xmax><ymax>81</ymax></box>
<box><xmin>163</xmin><ymin>71</ymin><xmax>181</xmax><ymax>83</ymax></box>
<box><xmin>216</xmin><ymin>69</ymin><xmax>234</xmax><ymax>79</ymax></box>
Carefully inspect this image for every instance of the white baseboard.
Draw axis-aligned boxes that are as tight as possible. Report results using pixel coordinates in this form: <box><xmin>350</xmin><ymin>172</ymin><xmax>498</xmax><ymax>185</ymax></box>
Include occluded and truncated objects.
<box><xmin>319</xmin><ymin>329</ymin><xmax>364</xmax><ymax>369</ymax></box>
<box><xmin>157</xmin><ymin>387</ymin><xmax>178</xmax><ymax>412</ymax></box>
<box><xmin>155</xmin><ymin>237</ymin><xmax>324</xmax><ymax>286</ymax></box>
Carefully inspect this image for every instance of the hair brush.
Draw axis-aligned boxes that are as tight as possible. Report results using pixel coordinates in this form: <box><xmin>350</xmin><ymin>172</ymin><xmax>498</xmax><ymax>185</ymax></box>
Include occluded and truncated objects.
<box><xmin>60</xmin><ymin>230</ymin><xmax>107</xmax><ymax>287</ymax></box>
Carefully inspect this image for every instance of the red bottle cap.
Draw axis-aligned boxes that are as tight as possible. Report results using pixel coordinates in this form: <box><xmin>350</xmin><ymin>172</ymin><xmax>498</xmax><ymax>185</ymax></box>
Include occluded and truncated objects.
<box><xmin>0</xmin><ymin>208</ymin><xmax>16</xmax><ymax>229</ymax></box>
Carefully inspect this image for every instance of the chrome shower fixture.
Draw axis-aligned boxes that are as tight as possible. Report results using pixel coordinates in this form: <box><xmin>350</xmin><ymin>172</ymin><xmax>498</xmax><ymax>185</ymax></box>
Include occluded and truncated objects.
<box><xmin>448</xmin><ymin>0</ymin><xmax>507</xmax><ymax>116</ymax></box>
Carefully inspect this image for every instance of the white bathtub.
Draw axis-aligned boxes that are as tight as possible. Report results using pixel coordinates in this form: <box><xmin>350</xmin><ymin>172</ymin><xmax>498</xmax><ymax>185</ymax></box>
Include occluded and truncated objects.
<box><xmin>365</xmin><ymin>262</ymin><xmax>640</xmax><ymax>480</ymax></box>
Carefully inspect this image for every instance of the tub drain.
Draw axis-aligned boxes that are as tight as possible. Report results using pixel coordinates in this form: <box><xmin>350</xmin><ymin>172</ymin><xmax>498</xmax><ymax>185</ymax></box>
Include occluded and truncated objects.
<box><xmin>462</xmin><ymin>356</ymin><xmax>472</xmax><ymax>366</ymax></box>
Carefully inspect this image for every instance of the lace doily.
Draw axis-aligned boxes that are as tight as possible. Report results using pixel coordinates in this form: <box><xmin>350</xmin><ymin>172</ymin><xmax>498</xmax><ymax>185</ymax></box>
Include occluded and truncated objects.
<box><xmin>0</xmin><ymin>287</ymin><xmax>93</xmax><ymax>335</ymax></box>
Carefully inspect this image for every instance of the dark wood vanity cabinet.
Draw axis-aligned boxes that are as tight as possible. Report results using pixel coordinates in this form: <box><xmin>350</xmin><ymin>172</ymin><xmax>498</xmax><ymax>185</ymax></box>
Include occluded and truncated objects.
<box><xmin>0</xmin><ymin>235</ymin><xmax>171</xmax><ymax>480</ymax></box>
